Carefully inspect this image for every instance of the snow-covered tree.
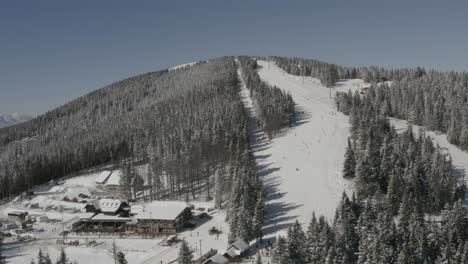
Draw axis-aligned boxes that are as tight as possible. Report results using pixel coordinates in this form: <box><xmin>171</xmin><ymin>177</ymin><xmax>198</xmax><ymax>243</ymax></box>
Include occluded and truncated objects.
<box><xmin>342</xmin><ymin>139</ymin><xmax>356</xmax><ymax>179</ymax></box>
<box><xmin>272</xmin><ymin>237</ymin><xmax>290</xmax><ymax>264</ymax></box>
<box><xmin>178</xmin><ymin>240</ymin><xmax>193</xmax><ymax>264</ymax></box>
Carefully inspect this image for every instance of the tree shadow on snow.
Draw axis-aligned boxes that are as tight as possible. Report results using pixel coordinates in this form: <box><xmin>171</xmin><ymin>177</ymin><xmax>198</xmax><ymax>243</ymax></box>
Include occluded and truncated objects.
<box><xmin>271</xmin><ymin>104</ymin><xmax>310</xmax><ymax>139</ymax></box>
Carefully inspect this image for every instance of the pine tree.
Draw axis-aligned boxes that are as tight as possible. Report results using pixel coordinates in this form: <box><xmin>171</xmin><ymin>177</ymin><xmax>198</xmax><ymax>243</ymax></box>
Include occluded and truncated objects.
<box><xmin>214</xmin><ymin>169</ymin><xmax>223</xmax><ymax>209</ymax></box>
<box><xmin>0</xmin><ymin>237</ymin><xmax>6</xmax><ymax>264</ymax></box>
<box><xmin>355</xmin><ymin>147</ymin><xmax>374</xmax><ymax>196</ymax></box>
<box><xmin>178</xmin><ymin>240</ymin><xmax>193</xmax><ymax>264</ymax></box>
<box><xmin>120</xmin><ymin>163</ymin><xmax>133</xmax><ymax>200</ymax></box>
<box><xmin>272</xmin><ymin>237</ymin><xmax>290</xmax><ymax>264</ymax></box>
<box><xmin>306</xmin><ymin>213</ymin><xmax>325</xmax><ymax>263</ymax></box>
<box><xmin>228</xmin><ymin>212</ymin><xmax>239</xmax><ymax>243</ymax></box>
<box><xmin>342</xmin><ymin>139</ymin><xmax>356</xmax><ymax>179</ymax></box>
<box><xmin>253</xmin><ymin>191</ymin><xmax>266</xmax><ymax>242</ymax></box>
<box><xmin>287</xmin><ymin>221</ymin><xmax>307</xmax><ymax>264</ymax></box>
<box><xmin>324</xmin><ymin>246</ymin><xmax>336</xmax><ymax>264</ymax></box>
<box><xmin>44</xmin><ymin>254</ymin><xmax>52</xmax><ymax>264</ymax></box>
<box><xmin>116</xmin><ymin>252</ymin><xmax>128</xmax><ymax>264</ymax></box>
<box><xmin>37</xmin><ymin>249</ymin><xmax>47</xmax><ymax>264</ymax></box>
<box><xmin>55</xmin><ymin>249</ymin><xmax>69</xmax><ymax>264</ymax></box>
<box><xmin>386</xmin><ymin>168</ymin><xmax>402</xmax><ymax>215</ymax></box>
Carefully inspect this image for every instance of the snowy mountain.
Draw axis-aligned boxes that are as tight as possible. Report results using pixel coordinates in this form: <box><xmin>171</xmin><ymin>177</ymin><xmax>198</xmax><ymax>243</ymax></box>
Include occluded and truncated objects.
<box><xmin>2</xmin><ymin>56</ymin><xmax>468</xmax><ymax>264</ymax></box>
<box><xmin>0</xmin><ymin>113</ymin><xmax>32</xmax><ymax>128</ymax></box>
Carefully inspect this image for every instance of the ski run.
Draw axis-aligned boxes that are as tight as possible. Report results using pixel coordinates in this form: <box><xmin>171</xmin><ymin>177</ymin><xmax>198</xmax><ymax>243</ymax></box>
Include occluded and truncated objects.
<box><xmin>240</xmin><ymin>59</ymin><xmax>468</xmax><ymax>239</ymax></box>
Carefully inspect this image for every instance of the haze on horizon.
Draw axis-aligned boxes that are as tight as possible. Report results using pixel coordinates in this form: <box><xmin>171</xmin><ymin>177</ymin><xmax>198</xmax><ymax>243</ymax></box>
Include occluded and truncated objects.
<box><xmin>1</xmin><ymin>0</ymin><xmax>468</xmax><ymax>115</ymax></box>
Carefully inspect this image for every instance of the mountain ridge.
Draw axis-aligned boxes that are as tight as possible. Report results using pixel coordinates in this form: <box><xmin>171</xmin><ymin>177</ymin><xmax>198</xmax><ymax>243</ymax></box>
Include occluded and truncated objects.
<box><xmin>0</xmin><ymin>113</ymin><xmax>33</xmax><ymax>128</ymax></box>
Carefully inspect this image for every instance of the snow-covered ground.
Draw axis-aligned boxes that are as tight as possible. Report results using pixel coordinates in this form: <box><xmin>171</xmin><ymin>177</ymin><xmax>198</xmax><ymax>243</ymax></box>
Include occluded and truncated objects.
<box><xmin>238</xmin><ymin>59</ymin><xmax>371</xmax><ymax>239</ymax></box>
<box><xmin>2</xmin><ymin>170</ymin><xmax>230</xmax><ymax>264</ymax></box>
<box><xmin>249</xmin><ymin>60</ymin><xmax>468</xmax><ymax>237</ymax></box>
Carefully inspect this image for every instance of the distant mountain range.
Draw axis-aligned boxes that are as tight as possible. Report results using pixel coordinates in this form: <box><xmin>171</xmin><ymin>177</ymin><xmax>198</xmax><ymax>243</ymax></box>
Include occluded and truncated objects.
<box><xmin>0</xmin><ymin>113</ymin><xmax>33</xmax><ymax>128</ymax></box>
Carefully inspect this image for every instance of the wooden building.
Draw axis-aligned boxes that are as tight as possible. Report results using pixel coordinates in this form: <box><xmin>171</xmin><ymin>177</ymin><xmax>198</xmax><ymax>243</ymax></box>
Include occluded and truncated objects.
<box><xmin>73</xmin><ymin>201</ymin><xmax>191</xmax><ymax>235</ymax></box>
<box><xmin>72</xmin><ymin>213</ymin><xmax>130</xmax><ymax>234</ymax></box>
<box><xmin>132</xmin><ymin>201</ymin><xmax>191</xmax><ymax>235</ymax></box>
<box><xmin>8</xmin><ymin>212</ymin><xmax>28</xmax><ymax>221</ymax></box>
<box><xmin>223</xmin><ymin>238</ymin><xmax>250</xmax><ymax>260</ymax></box>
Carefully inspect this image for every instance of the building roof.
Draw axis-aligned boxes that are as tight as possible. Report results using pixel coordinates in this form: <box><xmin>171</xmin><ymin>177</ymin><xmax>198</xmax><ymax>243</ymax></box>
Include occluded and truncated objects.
<box><xmin>204</xmin><ymin>254</ymin><xmax>229</xmax><ymax>264</ymax></box>
<box><xmin>99</xmin><ymin>198</ymin><xmax>128</xmax><ymax>213</ymax></box>
<box><xmin>79</xmin><ymin>213</ymin><xmax>96</xmax><ymax>220</ymax></box>
<box><xmin>134</xmin><ymin>201</ymin><xmax>188</xmax><ymax>221</ymax></box>
<box><xmin>88</xmin><ymin>198</ymin><xmax>128</xmax><ymax>214</ymax></box>
<box><xmin>130</xmin><ymin>204</ymin><xmax>144</xmax><ymax>215</ymax></box>
<box><xmin>95</xmin><ymin>171</ymin><xmax>112</xmax><ymax>184</ymax></box>
<box><xmin>90</xmin><ymin>214</ymin><xmax>131</xmax><ymax>222</ymax></box>
<box><xmin>228</xmin><ymin>239</ymin><xmax>249</xmax><ymax>252</ymax></box>
<box><xmin>224</xmin><ymin>248</ymin><xmax>239</xmax><ymax>258</ymax></box>
<box><xmin>105</xmin><ymin>171</ymin><xmax>122</xmax><ymax>186</ymax></box>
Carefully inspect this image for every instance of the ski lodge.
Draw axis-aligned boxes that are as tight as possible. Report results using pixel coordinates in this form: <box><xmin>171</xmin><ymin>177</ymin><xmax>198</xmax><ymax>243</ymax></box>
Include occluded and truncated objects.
<box><xmin>130</xmin><ymin>201</ymin><xmax>192</xmax><ymax>235</ymax></box>
<box><xmin>73</xmin><ymin>200</ymin><xmax>191</xmax><ymax>235</ymax></box>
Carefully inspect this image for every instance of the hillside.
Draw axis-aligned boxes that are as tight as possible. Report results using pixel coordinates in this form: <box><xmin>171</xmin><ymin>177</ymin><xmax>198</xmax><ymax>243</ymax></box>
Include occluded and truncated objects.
<box><xmin>2</xmin><ymin>56</ymin><xmax>468</xmax><ymax>264</ymax></box>
<box><xmin>0</xmin><ymin>57</ymin><xmax>254</xmax><ymax>202</ymax></box>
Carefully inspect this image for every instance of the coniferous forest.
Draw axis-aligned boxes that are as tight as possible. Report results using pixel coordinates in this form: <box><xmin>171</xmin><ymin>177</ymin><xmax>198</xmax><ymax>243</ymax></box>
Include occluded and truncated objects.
<box><xmin>0</xmin><ymin>56</ymin><xmax>276</xmax><ymax>244</ymax></box>
<box><xmin>273</xmin><ymin>56</ymin><xmax>468</xmax><ymax>151</ymax></box>
<box><xmin>268</xmin><ymin>57</ymin><xmax>468</xmax><ymax>264</ymax></box>
<box><xmin>0</xmin><ymin>58</ymin><xmax>256</xmax><ymax>203</ymax></box>
<box><xmin>238</xmin><ymin>56</ymin><xmax>295</xmax><ymax>138</ymax></box>
<box><xmin>1</xmin><ymin>55</ymin><xmax>468</xmax><ymax>263</ymax></box>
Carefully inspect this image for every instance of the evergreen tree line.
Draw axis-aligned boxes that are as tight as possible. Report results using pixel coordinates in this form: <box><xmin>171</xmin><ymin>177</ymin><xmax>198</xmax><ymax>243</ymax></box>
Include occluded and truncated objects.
<box><xmin>337</xmin><ymin>75</ymin><xmax>468</xmax><ymax>151</ymax></box>
<box><xmin>270</xmin><ymin>56</ymin><xmax>427</xmax><ymax>87</ymax></box>
<box><xmin>270</xmin><ymin>78</ymin><xmax>467</xmax><ymax>263</ymax></box>
<box><xmin>273</xmin><ymin>56</ymin><xmax>468</xmax><ymax>151</ymax></box>
<box><xmin>0</xmin><ymin>57</ymin><xmax>247</xmax><ymax>203</ymax></box>
<box><xmin>238</xmin><ymin>56</ymin><xmax>295</xmax><ymax>138</ymax></box>
<box><xmin>0</xmin><ymin>55</ymin><xmax>268</xmax><ymax>246</ymax></box>
<box><xmin>338</xmin><ymin>91</ymin><xmax>462</xmax><ymax>213</ymax></box>
<box><xmin>225</xmin><ymin>146</ymin><xmax>266</xmax><ymax>244</ymax></box>
<box><xmin>272</xmin><ymin>194</ymin><xmax>468</xmax><ymax>264</ymax></box>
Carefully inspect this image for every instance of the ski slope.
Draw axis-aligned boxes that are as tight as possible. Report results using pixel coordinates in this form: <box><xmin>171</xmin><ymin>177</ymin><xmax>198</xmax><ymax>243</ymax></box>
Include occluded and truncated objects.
<box><xmin>240</xmin><ymin>60</ymin><xmax>371</xmax><ymax>236</ymax></box>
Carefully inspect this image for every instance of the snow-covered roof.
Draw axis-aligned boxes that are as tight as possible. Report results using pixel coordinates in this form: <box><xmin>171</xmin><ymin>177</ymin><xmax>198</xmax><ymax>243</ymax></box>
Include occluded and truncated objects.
<box><xmin>89</xmin><ymin>198</ymin><xmax>128</xmax><ymax>213</ymax></box>
<box><xmin>204</xmin><ymin>254</ymin><xmax>229</xmax><ymax>264</ymax></box>
<box><xmin>95</xmin><ymin>171</ymin><xmax>112</xmax><ymax>184</ymax></box>
<box><xmin>100</xmin><ymin>199</ymin><xmax>126</xmax><ymax>213</ymax></box>
<box><xmin>228</xmin><ymin>239</ymin><xmax>249</xmax><ymax>252</ymax></box>
<box><xmin>105</xmin><ymin>171</ymin><xmax>122</xmax><ymax>186</ymax></box>
<box><xmin>80</xmin><ymin>213</ymin><xmax>96</xmax><ymax>220</ymax></box>
<box><xmin>135</xmin><ymin>201</ymin><xmax>188</xmax><ymax>221</ymax></box>
<box><xmin>130</xmin><ymin>204</ymin><xmax>144</xmax><ymax>215</ymax></box>
<box><xmin>90</xmin><ymin>214</ymin><xmax>130</xmax><ymax>222</ymax></box>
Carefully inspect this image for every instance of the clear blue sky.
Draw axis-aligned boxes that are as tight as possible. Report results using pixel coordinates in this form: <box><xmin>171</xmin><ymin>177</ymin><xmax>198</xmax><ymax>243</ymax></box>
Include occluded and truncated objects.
<box><xmin>1</xmin><ymin>0</ymin><xmax>468</xmax><ymax>115</ymax></box>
